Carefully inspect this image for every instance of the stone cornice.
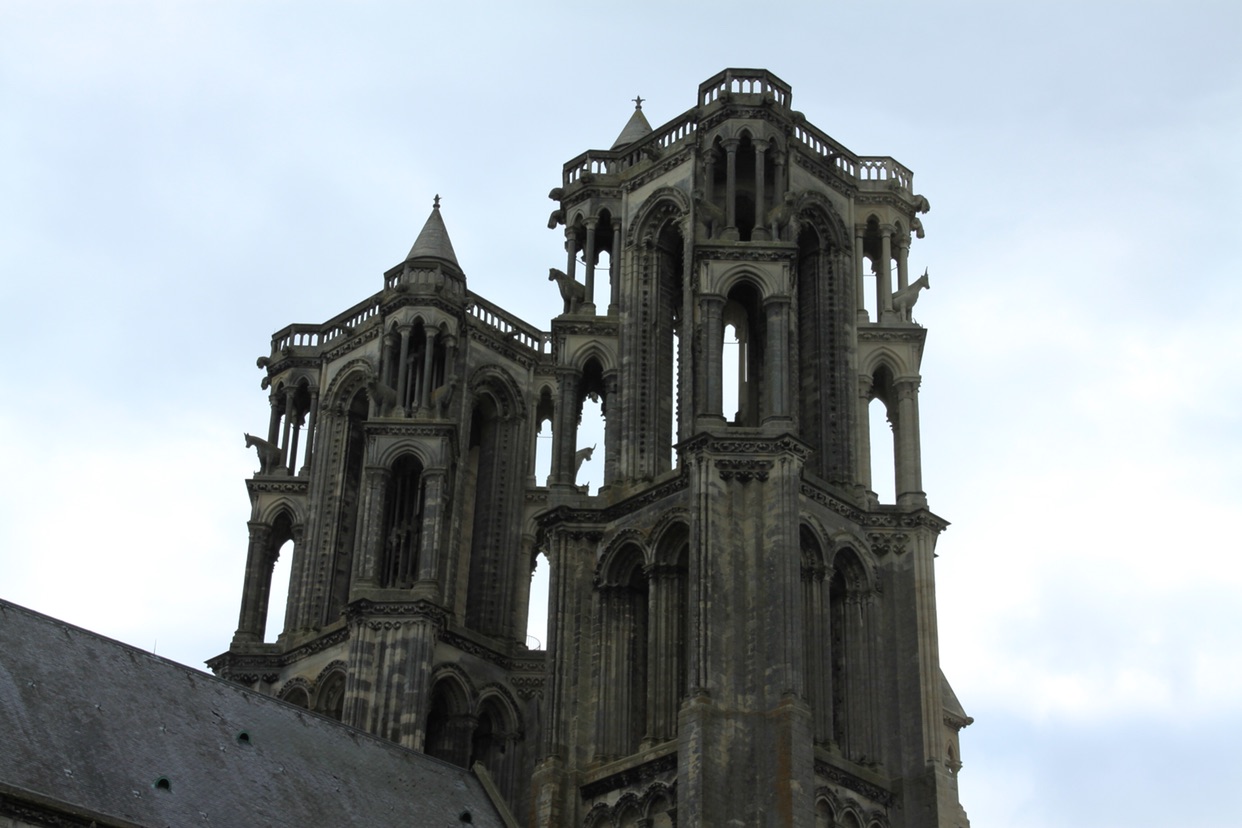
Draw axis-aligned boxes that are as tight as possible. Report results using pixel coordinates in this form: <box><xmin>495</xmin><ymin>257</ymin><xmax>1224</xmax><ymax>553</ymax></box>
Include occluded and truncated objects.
<box><xmin>245</xmin><ymin>477</ymin><xmax>310</xmax><ymax>495</ymax></box>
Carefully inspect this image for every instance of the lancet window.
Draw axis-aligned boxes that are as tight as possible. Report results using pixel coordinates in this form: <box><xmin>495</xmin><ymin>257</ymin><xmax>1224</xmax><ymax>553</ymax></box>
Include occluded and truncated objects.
<box><xmin>828</xmin><ymin>548</ymin><xmax>878</xmax><ymax>762</ymax></box>
<box><xmin>596</xmin><ymin>544</ymin><xmax>649</xmax><ymax>759</ymax></box>
<box><xmin>326</xmin><ymin>388</ymin><xmax>368</xmax><ymax>623</ymax></box>
<box><xmin>461</xmin><ymin>382</ymin><xmax>523</xmax><ymax>639</ymax></box>
<box><xmin>377</xmin><ymin>453</ymin><xmax>425</xmax><ymax>588</ymax></box>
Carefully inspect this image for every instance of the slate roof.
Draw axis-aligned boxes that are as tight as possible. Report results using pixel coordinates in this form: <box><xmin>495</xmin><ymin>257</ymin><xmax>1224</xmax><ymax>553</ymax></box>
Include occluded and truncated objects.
<box><xmin>407</xmin><ymin>201</ymin><xmax>462</xmax><ymax>268</ymax></box>
<box><xmin>0</xmin><ymin>600</ymin><xmax>507</xmax><ymax>828</ymax></box>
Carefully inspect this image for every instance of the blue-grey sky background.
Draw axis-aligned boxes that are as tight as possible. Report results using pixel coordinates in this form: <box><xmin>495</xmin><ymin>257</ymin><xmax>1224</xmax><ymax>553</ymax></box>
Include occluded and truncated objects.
<box><xmin>3</xmin><ymin>3</ymin><xmax>1240</xmax><ymax>826</ymax></box>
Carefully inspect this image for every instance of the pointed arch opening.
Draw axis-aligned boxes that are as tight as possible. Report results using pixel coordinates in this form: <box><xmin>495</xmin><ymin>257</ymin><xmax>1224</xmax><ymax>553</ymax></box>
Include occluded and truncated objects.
<box><xmin>262</xmin><ymin>512</ymin><xmax>295</xmax><ymax>642</ymax></box>
<box><xmin>425</xmin><ymin>677</ymin><xmax>472</xmax><ymax>767</ymax></box>
<box><xmin>525</xmin><ymin>551</ymin><xmax>550</xmax><ymax>650</ymax></box>
<box><xmin>868</xmin><ymin>364</ymin><xmax>898</xmax><ymax>504</ymax></box>
<box><xmin>378</xmin><ymin>453</ymin><xmax>425</xmax><ymax>588</ymax></box>
<box><xmin>597</xmin><ymin>544</ymin><xmax>649</xmax><ymax>759</ymax></box>
<box><xmin>327</xmin><ymin>387</ymin><xmax>368</xmax><ymax>623</ymax></box>
<box><xmin>721</xmin><ymin>280</ymin><xmax>765</xmax><ymax>426</ymax></box>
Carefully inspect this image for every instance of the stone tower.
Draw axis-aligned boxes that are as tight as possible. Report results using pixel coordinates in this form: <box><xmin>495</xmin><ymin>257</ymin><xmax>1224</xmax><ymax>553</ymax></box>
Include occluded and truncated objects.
<box><xmin>211</xmin><ymin>69</ymin><xmax>971</xmax><ymax>828</ymax></box>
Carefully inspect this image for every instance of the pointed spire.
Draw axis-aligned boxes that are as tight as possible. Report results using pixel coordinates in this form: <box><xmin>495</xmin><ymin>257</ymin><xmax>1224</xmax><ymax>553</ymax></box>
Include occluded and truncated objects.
<box><xmin>406</xmin><ymin>194</ymin><xmax>461</xmax><ymax>267</ymax></box>
<box><xmin>610</xmin><ymin>96</ymin><xmax>653</xmax><ymax>150</ymax></box>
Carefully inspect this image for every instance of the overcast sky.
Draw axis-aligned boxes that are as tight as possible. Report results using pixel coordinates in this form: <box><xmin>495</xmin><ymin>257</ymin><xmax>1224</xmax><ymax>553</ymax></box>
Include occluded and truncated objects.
<box><xmin>3</xmin><ymin>2</ymin><xmax>1240</xmax><ymax>826</ymax></box>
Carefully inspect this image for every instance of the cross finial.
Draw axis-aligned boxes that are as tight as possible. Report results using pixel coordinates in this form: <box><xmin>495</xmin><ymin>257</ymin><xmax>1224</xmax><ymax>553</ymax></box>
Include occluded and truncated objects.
<box><xmin>433</xmin><ymin>194</ymin><xmax>441</xmax><ymax>209</ymax></box>
<box><xmin>633</xmin><ymin>95</ymin><xmax>644</xmax><ymax>110</ymax></box>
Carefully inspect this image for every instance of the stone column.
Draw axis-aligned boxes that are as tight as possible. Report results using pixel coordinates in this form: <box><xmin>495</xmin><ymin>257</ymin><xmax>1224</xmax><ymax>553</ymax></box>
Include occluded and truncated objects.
<box><xmin>894</xmin><ymin>378</ymin><xmax>926</xmax><ymax>507</ymax></box>
<box><xmin>854</xmin><ymin>228</ymin><xmax>868</xmax><ymax>322</ymax></box>
<box><xmin>702</xmin><ymin>146</ymin><xmax>716</xmax><ymax>202</ymax></box>
<box><xmin>603</xmin><ymin>371</ymin><xmax>620</xmax><ymax>486</ymax></box>
<box><xmin>415</xmin><ymin>468</ymin><xmax>448</xmax><ymax>596</ymax></box>
<box><xmin>395</xmin><ymin>324</ymin><xmax>412</xmax><ymax>412</ymax></box>
<box><xmin>763</xmin><ymin>296</ymin><xmax>791</xmax><ymax>421</ymax></box>
<box><xmin>609</xmin><ymin>219</ymin><xmax>622</xmax><ymax>314</ymax></box>
<box><xmin>420</xmin><ymin>329</ymin><xmax>437</xmax><ymax>411</ymax></box>
<box><xmin>752</xmin><ymin>139</ymin><xmax>769</xmax><ymax>240</ymax></box>
<box><xmin>583</xmin><ymin>218</ymin><xmax>597</xmax><ymax>313</ymax></box>
<box><xmin>772</xmin><ymin>149</ymin><xmax>786</xmax><ymax>206</ymax></box>
<box><xmin>646</xmin><ymin>564</ymin><xmax>684</xmax><ymax>743</ymax></box>
<box><xmin>878</xmin><ymin>226</ymin><xmax>894</xmax><ymax>321</ymax></box>
<box><xmin>233</xmin><ymin>521</ymin><xmax>273</xmax><ymax>644</ymax></box>
<box><xmin>856</xmin><ymin>374</ymin><xmax>874</xmax><ymax>496</ymax></box>
<box><xmin>564</xmin><ymin>226</ymin><xmax>578</xmax><ymax>284</ymax></box>
<box><xmin>286</xmin><ymin>410</ymin><xmax>303</xmax><ymax>477</ymax></box>
<box><xmin>551</xmin><ymin>369</ymin><xmax>580</xmax><ymax>486</ymax></box>
<box><xmin>267</xmin><ymin>393</ymin><xmax>282</xmax><ymax>445</ymax></box>
<box><xmin>280</xmin><ymin>392</ymin><xmax>296</xmax><ymax>470</ymax></box>
<box><xmin>896</xmin><ymin>235</ymin><xmax>910</xmax><ymax>292</ymax></box>
<box><xmin>722</xmin><ymin>138</ymin><xmax>739</xmax><ymax>240</ymax></box>
<box><xmin>700</xmin><ymin>295</ymin><xmax>726</xmax><ymax>420</ymax></box>
<box><xmin>352</xmin><ymin>465</ymin><xmax>391</xmax><ymax>587</ymax></box>
<box><xmin>301</xmin><ymin>387</ymin><xmax>319</xmax><ymax>475</ymax></box>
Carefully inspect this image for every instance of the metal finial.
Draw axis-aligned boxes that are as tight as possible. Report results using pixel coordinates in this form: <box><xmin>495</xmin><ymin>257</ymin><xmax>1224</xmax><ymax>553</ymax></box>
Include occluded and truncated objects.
<box><xmin>633</xmin><ymin>95</ymin><xmax>644</xmax><ymax>110</ymax></box>
<box><xmin>433</xmin><ymin>194</ymin><xmax>441</xmax><ymax>209</ymax></box>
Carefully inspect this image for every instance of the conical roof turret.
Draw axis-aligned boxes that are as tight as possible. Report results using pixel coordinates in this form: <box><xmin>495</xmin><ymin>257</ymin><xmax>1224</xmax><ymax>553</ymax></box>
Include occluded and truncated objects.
<box><xmin>611</xmin><ymin>97</ymin><xmax>653</xmax><ymax>149</ymax></box>
<box><xmin>406</xmin><ymin>195</ymin><xmax>461</xmax><ymax>268</ymax></box>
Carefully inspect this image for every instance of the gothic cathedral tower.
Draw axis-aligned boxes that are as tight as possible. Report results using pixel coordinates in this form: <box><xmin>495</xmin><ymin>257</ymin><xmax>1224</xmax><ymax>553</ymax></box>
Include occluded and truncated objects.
<box><xmin>211</xmin><ymin>69</ymin><xmax>970</xmax><ymax>828</ymax></box>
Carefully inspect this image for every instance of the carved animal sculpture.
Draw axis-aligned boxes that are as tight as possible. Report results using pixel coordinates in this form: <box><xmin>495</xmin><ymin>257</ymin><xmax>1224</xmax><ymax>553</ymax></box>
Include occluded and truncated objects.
<box><xmin>912</xmin><ymin>194</ymin><xmax>931</xmax><ymax>214</ymax></box>
<box><xmin>693</xmin><ymin>189</ymin><xmax>727</xmax><ymax>238</ymax></box>
<box><xmin>549</xmin><ymin>268</ymin><xmax>585</xmax><ymax>315</ymax></box>
<box><xmin>574</xmin><ymin>444</ymin><xmax>596</xmax><ymax>475</ymax></box>
<box><xmin>430</xmin><ymin>379</ymin><xmax>457</xmax><ymax>414</ymax></box>
<box><xmin>547</xmin><ymin>208</ymin><xmax>565</xmax><ymax>229</ymax></box>
<box><xmin>244</xmin><ymin>433</ymin><xmax>284</xmax><ymax>475</ymax></box>
<box><xmin>548</xmin><ymin>187</ymin><xmax>564</xmax><ymax>201</ymax></box>
<box><xmin>911</xmin><ymin>216</ymin><xmax>925</xmax><ymax>239</ymax></box>
<box><xmin>256</xmin><ymin>356</ymin><xmax>270</xmax><ymax>369</ymax></box>
<box><xmin>765</xmin><ymin>191</ymin><xmax>798</xmax><ymax>240</ymax></box>
<box><xmin>892</xmin><ymin>270</ymin><xmax>930</xmax><ymax>322</ymax></box>
<box><xmin>366</xmin><ymin>377</ymin><xmax>400</xmax><ymax>418</ymax></box>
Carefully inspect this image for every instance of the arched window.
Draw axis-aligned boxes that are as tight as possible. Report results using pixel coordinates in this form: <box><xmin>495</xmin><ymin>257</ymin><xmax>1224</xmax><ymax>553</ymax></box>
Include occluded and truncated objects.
<box><xmin>800</xmin><ymin>526</ymin><xmax>831</xmax><ymax>744</ymax></box>
<box><xmin>315</xmin><ymin>670</ymin><xmax>346</xmax><ymax>721</ymax></box>
<box><xmin>525</xmin><ymin>551</ymin><xmax>550</xmax><ymax>650</ymax></box>
<box><xmin>598</xmin><ymin>545</ymin><xmax>648</xmax><ymax>758</ymax></box>
<box><xmin>278</xmin><ymin>680</ymin><xmax>311</xmax><ymax>710</ymax></box>
<box><xmin>262</xmin><ymin>512</ymin><xmax>295</xmax><ymax>642</ymax></box>
<box><xmin>648</xmin><ymin>524</ymin><xmax>689</xmax><ymax>742</ymax></box>
<box><xmin>425</xmin><ymin>678</ymin><xmax>471</xmax><ymax>767</ymax></box>
<box><xmin>378</xmin><ymin>454</ymin><xmax>425</xmax><ymax>588</ymax></box>
<box><xmin>721</xmin><ymin>281</ymin><xmax>765</xmax><ymax>426</ymax></box>
<box><xmin>829</xmin><ymin>548</ymin><xmax>876</xmax><ymax>762</ymax></box>
<box><xmin>654</xmin><ymin>221</ymin><xmax>684</xmax><ymax>472</ymax></box>
<box><xmin>462</xmin><ymin>382</ymin><xmax>523</xmax><ymax>639</ymax></box>
<box><xmin>868</xmin><ymin>365</ymin><xmax>898</xmax><ymax>504</ymax></box>
<box><xmin>326</xmin><ymin>388</ymin><xmax>368</xmax><ymax>622</ymax></box>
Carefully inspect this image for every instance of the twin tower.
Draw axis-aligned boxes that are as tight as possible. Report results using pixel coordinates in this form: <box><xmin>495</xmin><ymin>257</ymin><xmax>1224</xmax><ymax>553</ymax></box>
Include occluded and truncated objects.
<box><xmin>210</xmin><ymin>69</ymin><xmax>971</xmax><ymax>827</ymax></box>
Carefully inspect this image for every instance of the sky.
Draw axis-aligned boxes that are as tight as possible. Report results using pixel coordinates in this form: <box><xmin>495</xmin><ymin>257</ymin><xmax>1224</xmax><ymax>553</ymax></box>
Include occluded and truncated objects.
<box><xmin>2</xmin><ymin>2</ymin><xmax>1241</xmax><ymax>826</ymax></box>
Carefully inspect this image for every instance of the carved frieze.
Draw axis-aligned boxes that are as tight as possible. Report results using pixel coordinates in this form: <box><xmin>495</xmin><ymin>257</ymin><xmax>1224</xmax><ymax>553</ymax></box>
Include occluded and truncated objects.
<box><xmin>715</xmin><ymin>458</ymin><xmax>773</xmax><ymax>483</ymax></box>
<box><xmin>580</xmin><ymin>752</ymin><xmax>678</xmax><ymax>799</ymax></box>
<box><xmin>813</xmin><ymin>758</ymin><xmax>895</xmax><ymax>808</ymax></box>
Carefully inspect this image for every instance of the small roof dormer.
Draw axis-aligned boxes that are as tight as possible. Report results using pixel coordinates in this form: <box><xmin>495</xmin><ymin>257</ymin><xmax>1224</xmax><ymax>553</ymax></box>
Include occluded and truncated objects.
<box><xmin>610</xmin><ymin>96</ymin><xmax>653</xmax><ymax>150</ymax></box>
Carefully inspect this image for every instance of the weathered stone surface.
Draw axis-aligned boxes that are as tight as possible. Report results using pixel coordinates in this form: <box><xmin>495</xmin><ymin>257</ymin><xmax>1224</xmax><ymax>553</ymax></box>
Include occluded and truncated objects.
<box><xmin>211</xmin><ymin>68</ymin><xmax>971</xmax><ymax>827</ymax></box>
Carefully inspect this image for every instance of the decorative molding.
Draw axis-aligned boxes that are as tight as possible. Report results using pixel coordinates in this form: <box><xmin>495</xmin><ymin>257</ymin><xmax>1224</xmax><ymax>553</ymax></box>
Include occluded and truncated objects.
<box><xmin>246</xmin><ymin>478</ymin><xmax>310</xmax><ymax>495</ymax></box>
<box><xmin>813</xmin><ymin>758</ymin><xmax>895</xmax><ymax>808</ymax></box>
<box><xmin>580</xmin><ymin>752</ymin><xmax>678</xmax><ymax>800</ymax></box>
<box><xmin>716</xmin><ymin>458</ymin><xmax>773</xmax><ymax>483</ymax></box>
<box><xmin>438</xmin><ymin>629</ymin><xmax>513</xmax><ymax>670</ymax></box>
